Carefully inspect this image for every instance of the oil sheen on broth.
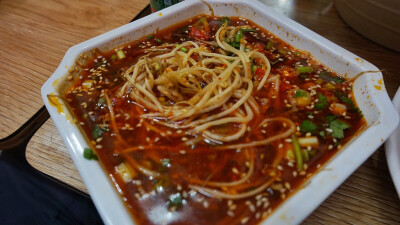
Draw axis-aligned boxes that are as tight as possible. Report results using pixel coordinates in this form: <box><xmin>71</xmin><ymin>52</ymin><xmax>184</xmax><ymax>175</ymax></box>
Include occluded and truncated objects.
<box><xmin>64</xmin><ymin>15</ymin><xmax>365</xmax><ymax>225</ymax></box>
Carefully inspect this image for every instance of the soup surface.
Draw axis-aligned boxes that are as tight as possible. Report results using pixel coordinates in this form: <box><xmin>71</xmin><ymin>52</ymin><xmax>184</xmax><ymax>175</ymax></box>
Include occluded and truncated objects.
<box><xmin>63</xmin><ymin>15</ymin><xmax>365</xmax><ymax>225</ymax></box>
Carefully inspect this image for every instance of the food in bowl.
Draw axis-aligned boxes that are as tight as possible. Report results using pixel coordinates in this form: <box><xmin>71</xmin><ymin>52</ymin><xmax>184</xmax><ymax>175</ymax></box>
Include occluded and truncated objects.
<box><xmin>60</xmin><ymin>15</ymin><xmax>366</xmax><ymax>224</ymax></box>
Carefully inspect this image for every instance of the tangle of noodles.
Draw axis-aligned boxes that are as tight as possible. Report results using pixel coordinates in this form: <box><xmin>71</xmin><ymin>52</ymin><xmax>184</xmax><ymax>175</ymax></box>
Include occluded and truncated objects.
<box><xmin>118</xmin><ymin>24</ymin><xmax>288</xmax><ymax>146</ymax></box>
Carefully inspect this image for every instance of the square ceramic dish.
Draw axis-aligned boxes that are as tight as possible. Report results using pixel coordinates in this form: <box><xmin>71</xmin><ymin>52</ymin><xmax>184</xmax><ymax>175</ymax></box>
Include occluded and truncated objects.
<box><xmin>41</xmin><ymin>0</ymin><xmax>399</xmax><ymax>224</ymax></box>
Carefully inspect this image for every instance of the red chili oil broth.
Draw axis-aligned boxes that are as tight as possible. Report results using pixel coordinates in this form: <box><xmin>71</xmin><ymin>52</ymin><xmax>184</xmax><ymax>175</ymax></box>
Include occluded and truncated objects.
<box><xmin>63</xmin><ymin>15</ymin><xmax>366</xmax><ymax>225</ymax></box>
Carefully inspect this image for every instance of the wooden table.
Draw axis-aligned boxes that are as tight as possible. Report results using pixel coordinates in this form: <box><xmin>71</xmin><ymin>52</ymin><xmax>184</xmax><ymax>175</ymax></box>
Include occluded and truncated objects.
<box><xmin>1</xmin><ymin>0</ymin><xmax>399</xmax><ymax>224</ymax></box>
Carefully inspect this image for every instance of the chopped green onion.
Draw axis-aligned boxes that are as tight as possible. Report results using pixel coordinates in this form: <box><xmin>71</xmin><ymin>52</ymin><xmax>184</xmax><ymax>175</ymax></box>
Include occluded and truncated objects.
<box><xmin>221</xmin><ymin>17</ymin><xmax>230</xmax><ymax>24</ymax></box>
<box><xmin>266</xmin><ymin>41</ymin><xmax>273</xmax><ymax>50</ymax></box>
<box><xmin>286</xmin><ymin>149</ymin><xmax>295</xmax><ymax>160</ymax></box>
<box><xmin>294</xmin><ymin>89</ymin><xmax>308</xmax><ymax>98</ymax></box>
<box><xmin>251</xmin><ymin>64</ymin><xmax>258</xmax><ymax>73</ymax></box>
<box><xmin>159</xmin><ymin>158</ymin><xmax>171</xmax><ymax>172</ymax></box>
<box><xmin>83</xmin><ymin>148</ymin><xmax>98</xmax><ymax>160</ymax></box>
<box><xmin>319</xmin><ymin>70</ymin><xmax>344</xmax><ymax>83</ymax></box>
<box><xmin>335</xmin><ymin>91</ymin><xmax>354</xmax><ymax>107</ymax></box>
<box><xmin>156</xmin><ymin>38</ymin><xmax>162</xmax><ymax>43</ymax></box>
<box><xmin>180</xmin><ymin>47</ymin><xmax>188</xmax><ymax>53</ymax></box>
<box><xmin>116</xmin><ymin>50</ymin><xmax>126</xmax><ymax>60</ymax></box>
<box><xmin>168</xmin><ymin>193</ymin><xmax>183</xmax><ymax>209</ymax></box>
<box><xmin>235</xmin><ymin>29</ymin><xmax>243</xmax><ymax>43</ymax></box>
<box><xmin>92</xmin><ymin>125</ymin><xmax>103</xmax><ymax>139</ymax></box>
<box><xmin>292</xmin><ymin>135</ymin><xmax>303</xmax><ymax>171</ymax></box>
<box><xmin>161</xmin><ymin>158</ymin><xmax>170</xmax><ymax>168</ymax></box>
<box><xmin>231</xmin><ymin>42</ymin><xmax>240</xmax><ymax>48</ymax></box>
<box><xmin>296</xmin><ymin>66</ymin><xmax>313</xmax><ymax>74</ymax></box>
<box><xmin>111</xmin><ymin>54</ymin><xmax>117</xmax><ymax>61</ymax></box>
<box><xmin>302</xmin><ymin>149</ymin><xmax>310</xmax><ymax>161</ymax></box>
<box><xmin>300</xmin><ymin>120</ymin><xmax>317</xmax><ymax>133</ymax></box>
<box><xmin>242</xmin><ymin>29</ymin><xmax>257</xmax><ymax>32</ymax></box>
<box><xmin>315</xmin><ymin>93</ymin><xmax>328</xmax><ymax>109</ymax></box>
<box><xmin>97</xmin><ymin>97</ymin><xmax>106</xmax><ymax>105</ymax></box>
<box><xmin>146</xmin><ymin>34</ymin><xmax>154</xmax><ymax>39</ymax></box>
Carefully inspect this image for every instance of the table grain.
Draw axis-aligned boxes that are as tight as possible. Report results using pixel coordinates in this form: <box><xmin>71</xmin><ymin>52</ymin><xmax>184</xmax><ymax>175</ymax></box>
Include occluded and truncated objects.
<box><xmin>1</xmin><ymin>0</ymin><xmax>399</xmax><ymax>224</ymax></box>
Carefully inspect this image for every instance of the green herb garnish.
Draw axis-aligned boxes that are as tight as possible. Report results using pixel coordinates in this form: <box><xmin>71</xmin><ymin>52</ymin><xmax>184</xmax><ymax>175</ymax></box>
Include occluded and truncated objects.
<box><xmin>329</xmin><ymin>119</ymin><xmax>351</xmax><ymax>139</ymax></box>
<box><xmin>326</xmin><ymin>114</ymin><xmax>338</xmax><ymax>122</ymax></box>
<box><xmin>221</xmin><ymin>17</ymin><xmax>230</xmax><ymax>24</ymax></box>
<box><xmin>242</xmin><ymin>29</ymin><xmax>257</xmax><ymax>32</ymax></box>
<box><xmin>92</xmin><ymin>124</ymin><xmax>109</xmax><ymax>139</ymax></box>
<box><xmin>83</xmin><ymin>148</ymin><xmax>98</xmax><ymax>160</ymax></box>
<box><xmin>235</xmin><ymin>29</ymin><xmax>243</xmax><ymax>43</ymax></box>
<box><xmin>300</xmin><ymin>120</ymin><xmax>317</xmax><ymax>133</ymax></box>
<box><xmin>294</xmin><ymin>89</ymin><xmax>307</xmax><ymax>98</ymax></box>
<box><xmin>168</xmin><ymin>193</ymin><xmax>183</xmax><ymax>209</ymax></box>
<box><xmin>296</xmin><ymin>66</ymin><xmax>313</xmax><ymax>74</ymax></box>
<box><xmin>319</xmin><ymin>70</ymin><xmax>344</xmax><ymax>83</ymax></box>
<box><xmin>180</xmin><ymin>47</ymin><xmax>188</xmax><ymax>53</ymax></box>
<box><xmin>266</xmin><ymin>41</ymin><xmax>273</xmax><ymax>50</ymax></box>
<box><xmin>159</xmin><ymin>158</ymin><xmax>171</xmax><ymax>172</ymax></box>
<box><xmin>315</xmin><ymin>93</ymin><xmax>328</xmax><ymax>109</ymax></box>
<box><xmin>292</xmin><ymin>134</ymin><xmax>303</xmax><ymax>171</ymax></box>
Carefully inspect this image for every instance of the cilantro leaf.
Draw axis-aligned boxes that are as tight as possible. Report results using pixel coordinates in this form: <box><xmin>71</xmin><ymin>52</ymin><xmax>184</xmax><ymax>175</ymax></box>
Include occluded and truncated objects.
<box><xmin>300</xmin><ymin>120</ymin><xmax>317</xmax><ymax>133</ymax></box>
<box><xmin>326</xmin><ymin>115</ymin><xmax>338</xmax><ymax>122</ymax></box>
<box><xmin>330</xmin><ymin>119</ymin><xmax>351</xmax><ymax>139</ymax></box>
<box><xmin>315</xmin><ymin>93</ymin><xmax>328</xmax><ymax>110</ymax></box>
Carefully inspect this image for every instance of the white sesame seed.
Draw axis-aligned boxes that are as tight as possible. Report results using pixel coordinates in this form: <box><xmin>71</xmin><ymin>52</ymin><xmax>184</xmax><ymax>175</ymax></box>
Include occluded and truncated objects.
<box><xmin>241</xmin><ymin>217</ymin><xmax>249</xmax><ymax>224</ymax></box>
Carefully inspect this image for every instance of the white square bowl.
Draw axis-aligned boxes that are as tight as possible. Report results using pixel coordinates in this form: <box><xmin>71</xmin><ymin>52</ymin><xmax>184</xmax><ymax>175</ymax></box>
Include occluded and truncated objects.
<box><xmin>41</xmin><ymin>0</ymin><xmax>399</xmax><ymax>224</ymax></box>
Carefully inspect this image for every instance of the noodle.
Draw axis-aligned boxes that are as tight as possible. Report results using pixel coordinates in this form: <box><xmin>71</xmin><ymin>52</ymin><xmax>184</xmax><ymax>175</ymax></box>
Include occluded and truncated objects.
<box><xmin>119</xmin><ymin>23</ymin><xmax>286</xmax><ymax>145</ymax></box>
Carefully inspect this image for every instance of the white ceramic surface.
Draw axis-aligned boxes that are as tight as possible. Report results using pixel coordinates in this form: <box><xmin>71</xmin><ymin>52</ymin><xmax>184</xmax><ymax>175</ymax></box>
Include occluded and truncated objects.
<box><xmin>41</xmin><ymin>0</ymin><xmax>399</xmax><ymax>224</ymax></box>
<box><xmin>385</xmin><ymin>87</ymin><xmax>400</xmax><ymax>198</ymax></box>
